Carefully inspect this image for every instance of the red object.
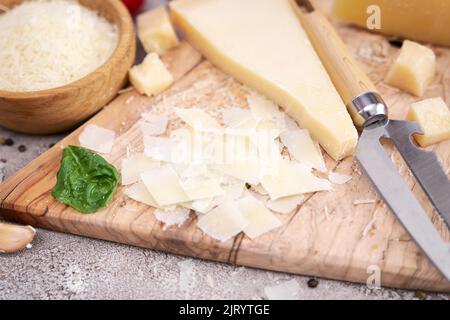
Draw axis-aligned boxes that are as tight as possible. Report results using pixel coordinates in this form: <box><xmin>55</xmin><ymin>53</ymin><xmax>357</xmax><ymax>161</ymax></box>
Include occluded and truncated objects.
<box><xmin>122</xmin><ymin>0</ymin><xmax>144</xmax><ymax>15</ymax></box>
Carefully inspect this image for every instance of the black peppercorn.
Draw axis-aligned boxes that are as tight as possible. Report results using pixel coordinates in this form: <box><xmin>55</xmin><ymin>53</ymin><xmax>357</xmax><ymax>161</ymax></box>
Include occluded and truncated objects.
<box><xmin>307</xmin><ymin>278</ymin><xmax>319</xmax><ymax>288</ymax></box>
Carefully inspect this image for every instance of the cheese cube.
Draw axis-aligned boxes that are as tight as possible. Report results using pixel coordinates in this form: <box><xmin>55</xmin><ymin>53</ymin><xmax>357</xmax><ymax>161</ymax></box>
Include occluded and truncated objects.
<box><xmin>406</xmin><ymin>98</ymin><xmax>450</xmax><ymax>147</ymax></box>
<box><xmin>137</xmin><ymin>6</ymin><xmax>180</xmax><ymax>55</ymax></box>
<box><xmin>385</xmin><ymin>40</ymin><xmax>436</xmax><ymax>97</ymax></box>
<box><xmin>129</xmin><ymin>53</ymin><xmax>174</xmax><ymax>97</ymax></box>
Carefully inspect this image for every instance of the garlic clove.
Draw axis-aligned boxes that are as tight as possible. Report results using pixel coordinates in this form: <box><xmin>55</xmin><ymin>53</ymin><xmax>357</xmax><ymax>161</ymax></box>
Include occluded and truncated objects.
<box><xmin>0</xmin><ymin>222</ymin><xmax>36</xmax><ymax>254</ymax></box>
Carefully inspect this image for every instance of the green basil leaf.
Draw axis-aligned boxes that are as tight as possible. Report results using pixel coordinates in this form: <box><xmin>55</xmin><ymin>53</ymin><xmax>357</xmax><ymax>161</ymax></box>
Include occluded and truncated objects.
<box><xmin>52</xmin><ymin>146</ymin><xmax>120</xmax><ymax>214</ymax></box>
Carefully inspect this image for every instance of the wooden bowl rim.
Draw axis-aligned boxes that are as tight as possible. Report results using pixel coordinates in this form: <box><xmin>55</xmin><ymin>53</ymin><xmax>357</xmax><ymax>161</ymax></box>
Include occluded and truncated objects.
<box><xmin>0</xmin><ymin>0</ymin><xmax>134</xmax><ymax>99</ymax></box>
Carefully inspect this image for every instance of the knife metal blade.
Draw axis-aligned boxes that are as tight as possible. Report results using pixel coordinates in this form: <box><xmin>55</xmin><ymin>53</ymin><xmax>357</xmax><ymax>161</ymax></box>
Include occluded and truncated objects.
<box><xmin>357</xmin><ymin>120</ymin><xmax>450</xmax><ymax>281</ymax></box>
<box><xmin>386</xmin><ymin>120</ymin><xmax>450</xmax><ymax>228</ymax></box>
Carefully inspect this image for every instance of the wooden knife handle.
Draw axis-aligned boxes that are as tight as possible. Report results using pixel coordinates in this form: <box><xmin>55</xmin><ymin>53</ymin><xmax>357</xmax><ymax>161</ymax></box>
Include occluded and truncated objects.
<box><xmin>290</xmin><ymin>0</ymin><xmax>380</xmax><ymax>126</ymax></box>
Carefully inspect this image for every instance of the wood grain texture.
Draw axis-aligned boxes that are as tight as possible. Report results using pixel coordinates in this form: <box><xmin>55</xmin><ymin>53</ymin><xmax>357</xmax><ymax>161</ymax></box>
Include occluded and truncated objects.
<box><xmin>1</xmin><ymin>35</ymin><xmax>450</xmax><ymax>291</ymax></box>
<box><xmin>0</xmin><ymin>0</ymin><xmax>136</xmax><ymax>134</ymax></box>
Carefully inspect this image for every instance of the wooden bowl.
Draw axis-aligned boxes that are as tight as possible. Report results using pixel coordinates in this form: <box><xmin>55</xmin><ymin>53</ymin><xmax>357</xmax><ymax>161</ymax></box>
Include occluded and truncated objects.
<box><xmin>0</xmin><ymin>0</ymin><xmax>136</xmax><ymax>134</ymax></box>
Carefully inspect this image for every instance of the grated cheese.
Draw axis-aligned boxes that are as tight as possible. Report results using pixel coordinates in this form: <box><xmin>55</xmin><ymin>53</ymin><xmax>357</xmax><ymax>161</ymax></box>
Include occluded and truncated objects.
<box><xmin>0</xmin><ymin>0</ymin><xmax>118</xmax><ymax>92</ymax></box>
<box><xmin>78</xmin><ymin>124</ymin><xmax>116</xmax><ymax>154</ymax></box>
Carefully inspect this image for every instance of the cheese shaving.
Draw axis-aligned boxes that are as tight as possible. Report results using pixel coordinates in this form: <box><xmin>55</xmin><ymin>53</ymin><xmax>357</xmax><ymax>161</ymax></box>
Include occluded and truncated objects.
<box><xmin>141</xmin><ymin>165</ymin><xmax>189</xmax><ymax>206</ymax></box>
<box><xmin>261</xmin><ymin>162</ymin><xmax>332</xmax><ymax>200</ymax></box>
<box><xmin>328</xmin><ymin>172</ymin><xmax>353</xmax><ymax>185</ymax></box>
<box><xmin>197</xmin><ymin>199</ymin><xmax>248</xmax><ymax>242</ymax></box>
<box><xmin>247</xmin><ymin>90</ymin><xmax>280</xmax><ymax>121</ymax></box>
<box><xmin>140</xmin><ymin>113</ymin><xmax>169</xmax><ymax>136</ymax></box>
<box><xmin>79</xmin><ymin>124</ymin><xmax>116</xmax><ymax>154</ymax></box>
<box><xmin>144</xmin><ymin>135</ymin><xmax>175</xmax><ymax>162</ymax></box>
<box><xmin>180</xmin><ymin>176</ymin><xmax>224</xmax><ymax>201</ymax></box>
<box><xmin>280</xmin><ymin>129</ymin><xmax>326</xmax><ymax>172</ymax></box>
<box><xmin>266</xmin><ymin>195</ymin><xmax>304</xmax><ymax>214</ymax></box>
<box><xmin>124</xmin><ymin>181</ymin><xmax>158</xmax><ymax>207</ymax></box>
<box><xmin>121</xmin><ymin>153</ymin><xmax>160</xmax><ymax>185</ymax></box>
<box><xmin>176</xmin><ymin>108</ymin><xmax>223</xmax><ymax>133</ymax></box>
<box><xmin>155</xmin><ymin>207</ymin><xmax>190</xmax><ymax>226</ymax></box>
<box><xmin>238</xmin><ymin>195</ymin><xmax>282</xmax><ymax>239</ymax></box>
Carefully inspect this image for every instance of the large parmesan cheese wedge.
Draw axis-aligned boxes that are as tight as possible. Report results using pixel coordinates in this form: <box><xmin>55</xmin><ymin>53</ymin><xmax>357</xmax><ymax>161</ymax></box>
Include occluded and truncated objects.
<box><xmin>170</xmin><ymin>0</ymin><xmax>358</xmax><ymax>160</ymax></box>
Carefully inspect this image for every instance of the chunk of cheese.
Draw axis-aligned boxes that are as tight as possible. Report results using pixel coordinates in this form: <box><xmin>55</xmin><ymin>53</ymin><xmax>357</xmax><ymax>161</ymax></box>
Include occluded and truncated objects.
<box><xmin>261</xmin><ymin>162</ymin><xmax>331</xmax><ymax>200</ymax></box>
<box><xmin>280</xmin><ymin>129</ymin><xmax>326</xmax><ymax>172</ymax></box>
<box><xmin>137</xmin><ymin>6</ymin><xmax>180</xmax><ymax>55</ymax></box>
<box><xmin>333</xmin><ymin>0</ymin><xmax>450</xmax><ymax>47</ymax></box>
<box><xmin>170</xmin><ymin>0</ymin><xmax>358</xmax><ymax>160</ymax></box>
<box><xmin>79</xmin><ymin>124</ymin><xmax>116</xmax><ymax>154</ymax></box>
<box><xmin>121</xmin><ymin>154</ymin><xmax>160</xmax><ymax>185</ymax></box>
<box><xmin>406</xmin><ymin>97</ymin><xmax>450</xmax><ymax>147</ymax></box>
<box><xmin>385</xmin><ymin>41</ymin><xmax>436</xmax><ymax>97</ymax></box>
<box><xmin>237</xmin><ymin>195</ymin><xmax>282</xmax><ymax>239</ymax></box>
<box><xmin>141</xmin><ymin>165</ymin><xmax>189</xmax><ymax>206</ymax></box>
<box><xmin>197</xmin><ymin>199</ymin><xmax>248</xmax><ymax>242</ymax></box>
<box><xmin>129</xmin><ymin>53</ymin><xmax>174</xmax><ymax>97</ymax></box>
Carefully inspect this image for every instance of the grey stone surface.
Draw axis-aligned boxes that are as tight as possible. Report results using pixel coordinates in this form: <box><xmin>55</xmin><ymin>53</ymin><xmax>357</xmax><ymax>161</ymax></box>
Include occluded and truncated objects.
<box><xmin>1</xmin><ymin>0</ymin><xmax>449</xmax><ymax>301</ymax></box>
<box><xmin>1</xmin><ymin>127</ymin><xmax>449</xmax><ymax>300</ymax></box>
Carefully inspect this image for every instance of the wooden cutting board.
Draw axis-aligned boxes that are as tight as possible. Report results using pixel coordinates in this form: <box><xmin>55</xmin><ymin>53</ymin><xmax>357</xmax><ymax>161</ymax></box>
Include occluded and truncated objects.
<box><xmin>1</xmin><ymin>21</ymin><xmax>450</xmax><ymax>291</ymax></box>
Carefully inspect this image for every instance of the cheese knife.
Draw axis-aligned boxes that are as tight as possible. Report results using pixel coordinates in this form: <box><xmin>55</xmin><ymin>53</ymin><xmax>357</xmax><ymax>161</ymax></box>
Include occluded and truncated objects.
<box><xmin>291</xmin><ymin>0</ymin><xmax>450</xmax><ymax>281</ymax></box>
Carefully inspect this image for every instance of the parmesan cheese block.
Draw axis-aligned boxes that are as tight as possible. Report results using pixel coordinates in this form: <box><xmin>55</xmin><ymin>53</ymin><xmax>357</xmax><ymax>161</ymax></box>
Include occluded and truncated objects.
<box><xmin>406</xmin><ymin>97</ymin><xmax>450</xmax><ymax>147</ymax></box>
<box><xmin>137</xmin><ymin>6</ymin><xmax>180</xmax><ymax>55</ymax></box>
<box><xmin>129</xmin><ymin>53</ymin><xmax>174</xmax><ymax>97</ymax></box>
<box><xmin>385</xmin><ymin>41</ymin><xmax>436</xmax><ymax>97</ymax></box>
<box><xmin>170</xmin><ymin>0</ymin><xmax>358</xmax><ymax>160</ymax></box>
<box><xmin>333</xmin><ymin>0</ymin><xmax>450</xmax><ymax>47</ymax></box>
